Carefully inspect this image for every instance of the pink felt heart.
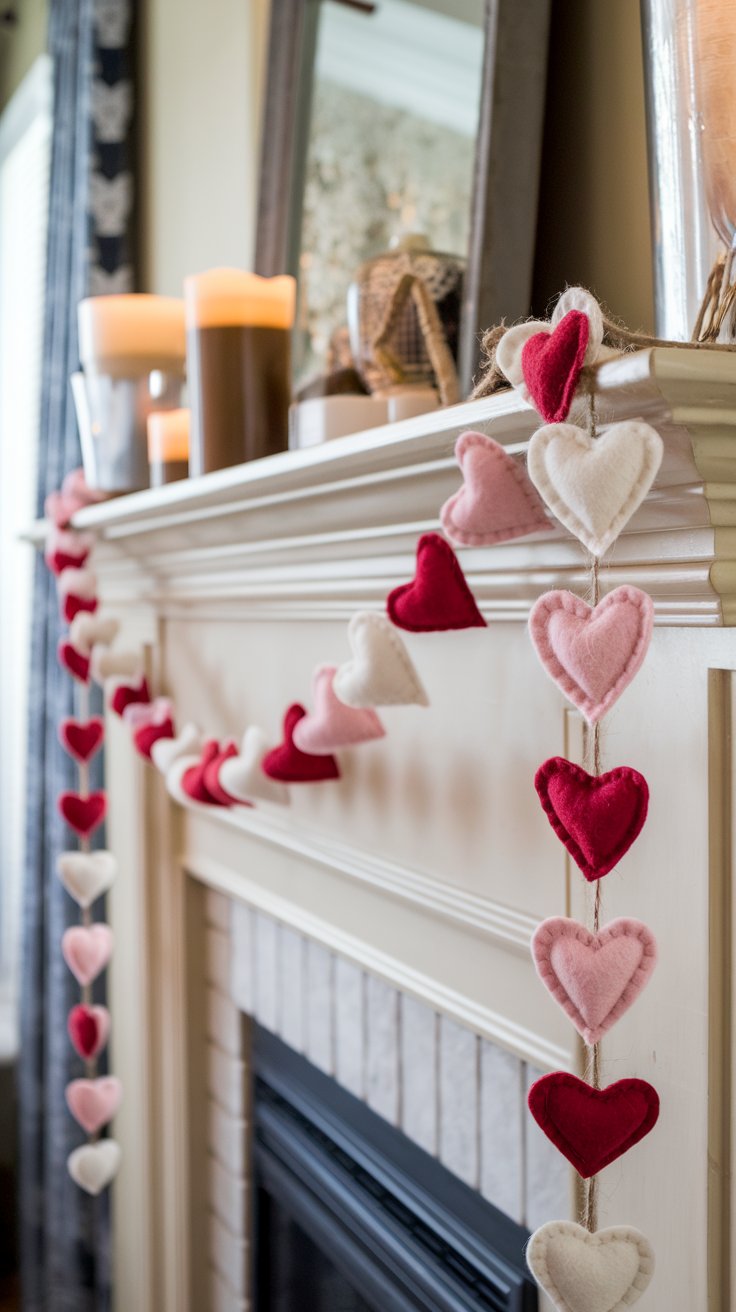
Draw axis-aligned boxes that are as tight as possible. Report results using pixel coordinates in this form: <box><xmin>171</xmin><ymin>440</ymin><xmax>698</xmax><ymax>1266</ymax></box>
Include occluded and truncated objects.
<box><xmin>62</xmin><ymin>924</ymin><xmax>114</xmax><ymax>986</ymax></box>
<box><xmin>45</xmin><ymin>489</ymin><xmax>86</xmax><ymax>529</ymax></box>
<box><xmin>532</xmin><ymin>917</ymin><xmax>657</xmax><ymax>1046</ymax></box>
<box><xmin>440</xmin><ymin>431</ymin><xmax>549</xmax><ymax>547</ymax></box>
<box><xmin>58</xmin><ymin>791</ymin><xmax>107</xmax><ymax>838</ymax></box>
<box><xmin>66</xmin><ymin>1076</ymin><xmax>122</xmax><ymax>1134</ymax></box>
<box><xmin>529</xmin><ymin>586</ymin><xmax>653</xmax><ymax>724</ymax></box>
<box><xmin>293</xmin><ymin>665</ymin><xmax>385</xmax><ymax>755</ymax></box>
<box><xmin>521</xmin><ymin>310</ymin><xmax>589</xmax><ymax>423</ymax></box>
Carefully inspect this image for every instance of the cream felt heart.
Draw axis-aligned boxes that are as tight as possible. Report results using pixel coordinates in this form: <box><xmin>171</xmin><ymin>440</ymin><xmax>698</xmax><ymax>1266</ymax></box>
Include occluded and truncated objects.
<box><xmin>67</xmin><ymin>1139</ymin><xmax>121</xmax><ymax>1196</ymax></box>
<box><xmin>527</xmin><ymin>421</ymin><xmax>663</xmax><ymax>556</ymax></box>
<box><xmin>496</xmin><ymin>290</ymin><xmax>608</xmax><ymax>408</ymax></box>
<box><xmin>165</xmin><ymin>754</ymin><xmax>204</xmax><ymax>806</ymax></box>
<box><xmin>495</xmin><ymin>320</ymin><xmax>548</xmax><ymax>402</ymax></box>
<box><xmin>151</xmin><ymin>723</ymin><xmax>201</xmax><ymax>774</ymax></box>
<box><xmin>219</xmin><ymin>727</ymin><xmax>290</xmax><ymax>805</ymax></box>
<box><xmin>333</xmin><ymin>612</ymin><xmax>429</xmax><ymax>708</ymax></box>
<box><xmin>62</xmin><ymin>923</ymin><xmax>114</xmax><ymax>986</ymax></box>
<box><xmin>551</xmin><ymin>287</ymin><xmax>605</xmax><ymax>363</ymax></box>
<box><xmin>532</xmin><ymin>917</ymin><xmax>657</xmax><ymax>1046</ymax></box>
<box><xmin>91</xmin><ymin>646</ymin><xmax>143</xmax><ymax>684</ymax></box>
<box><xmin>69</xmin><ymin>612</ymin><xmax>119</xmax><ymax>654</ymax></box>
<box><xmin>529</xmin><ymin>586</ymin><xmax>654</xmax><ymax>725</ymax></box>
<box><xmin>57</xmin><ymin>565</ymin><xmax>97</xmax><ymax>600</ymax></box>
<box><xmin>57</xmin><ymin>850</ymin><xmax>117</xmax><ymax>908</ymax></box>
<box><xmin>66</xmin><ymin>1076</ymin><xmax>122</xmax><ymax>1134</ymax></box>
<box><xmin>527</xmin><ymin>1221</ymin><xmax>655</xmax><ymax>1312</ymax></box>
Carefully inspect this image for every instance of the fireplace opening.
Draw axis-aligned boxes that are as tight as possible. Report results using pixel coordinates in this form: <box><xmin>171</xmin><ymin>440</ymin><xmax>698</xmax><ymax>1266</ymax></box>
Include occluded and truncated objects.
<box><xmin>252</xmin><ymin>1026</ymin><xmax>537</xmax><ymax>1312</ymax></box>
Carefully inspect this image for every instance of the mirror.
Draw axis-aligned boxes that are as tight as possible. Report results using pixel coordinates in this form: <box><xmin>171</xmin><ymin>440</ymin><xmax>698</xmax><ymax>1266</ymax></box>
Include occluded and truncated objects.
<box><xmin>256</xmin><ymin>0</ymin><xmax>551</xmax><ymax>397</ymax></box>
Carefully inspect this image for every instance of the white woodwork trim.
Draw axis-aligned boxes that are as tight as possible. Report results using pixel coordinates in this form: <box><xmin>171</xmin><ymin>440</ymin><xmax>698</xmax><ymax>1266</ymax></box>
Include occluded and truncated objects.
<box><xmin>25</xmin><ymin>346</ymin><xmax>736</xmax><ymax>626</ymax></box>
<box><xmin>184</xmin><ymin>799</ymin><xmax>537</xmax><ymax>952</ymax></box>
<box><xmin>184</xmin><ymin>853</ymin><xmax>570</xmax><ymax>1074</ymax></box>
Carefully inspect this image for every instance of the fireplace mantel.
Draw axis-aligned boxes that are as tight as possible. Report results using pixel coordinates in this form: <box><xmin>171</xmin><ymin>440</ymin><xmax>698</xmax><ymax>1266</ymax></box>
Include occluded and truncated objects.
<box><xmin>29</xmin><ymin>344</ymin><xmax>736</xmax><ymax>624</ymax></box>
<box><xmin>31</xmin><ymin>344</ymin><xmax>736</xmax><ymax>1312</ymax></box>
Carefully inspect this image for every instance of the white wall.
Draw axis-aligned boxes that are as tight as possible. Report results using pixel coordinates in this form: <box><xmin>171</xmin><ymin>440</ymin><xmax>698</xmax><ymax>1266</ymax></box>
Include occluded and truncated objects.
<box><xmin>140</xmin><ymin>0</ymin><xmax>271</xmax><ymax>295</ymax></box>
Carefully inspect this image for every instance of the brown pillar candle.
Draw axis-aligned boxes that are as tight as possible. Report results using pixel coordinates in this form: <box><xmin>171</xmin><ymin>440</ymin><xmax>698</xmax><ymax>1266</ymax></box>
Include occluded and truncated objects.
<box><xmin>147</xmin><ymin>408</ymin><xmax>190</xmax><ymax>487</ymax></box>
<box><xmin>184</xmin><ymin>268</ymin><xmax>296</xmax><ymax>475</ymax></box>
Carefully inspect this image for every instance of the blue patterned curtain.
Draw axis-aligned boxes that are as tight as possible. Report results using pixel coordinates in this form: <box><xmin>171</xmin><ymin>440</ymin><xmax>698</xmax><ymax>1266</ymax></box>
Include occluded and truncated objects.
<box><xmin>19</xmin><ymin>2</ymin><xmax>136</xmax><ymax>1308</ymax></box>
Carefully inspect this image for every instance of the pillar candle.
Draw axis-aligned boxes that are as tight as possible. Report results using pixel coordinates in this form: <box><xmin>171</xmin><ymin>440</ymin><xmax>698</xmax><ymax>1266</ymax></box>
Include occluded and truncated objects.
<box><xmin>147</xmin><ymin>409</ymin><xmax>190</xmax><ymax>486</ymax></box>
<box><xmin>184</xmin><ymin>268</ymin><xmax>296</xmax><ymax>475</ymax></box>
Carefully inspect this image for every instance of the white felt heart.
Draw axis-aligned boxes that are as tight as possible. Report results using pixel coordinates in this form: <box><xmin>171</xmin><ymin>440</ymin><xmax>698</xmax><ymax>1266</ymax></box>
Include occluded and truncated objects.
<box><xmin>333</xmin><ymin>612</ymin><xmax>429</xmax><ymax>709</ymax></box>
<box><xmin>494</xmin><ymin>320</ymin><xmax>548</xmax><ymax>402</ymax></box>
<box><xmin>551</xmin><ymin>287</ymin><xmax>604</xmax><ymax>364</ymax></box>
<box><xmin>527</xmin><ymin>1221</ymin><xmax>654</xmax><ymax>1312</ymax></box>
<box><xmin>527</xmin><ymin>421</ymin><xmax>663</xmax><ymax>557</ymax></box>
<box><xmin>67</xmin><ymin>1139</ymin><xmax>121</xmax><ymax>1196</ymax></box>
<box><xmin>165</xmin><ymin>754</ymin><xmax>202</xmax><ymax>806</ymax></box>
<box><xmin>151</xmin><ymin>723</ymin><xmax>201</xmax><ymax>775</ymax></box>
<box><xmin>91</xmin><ymin>645</ymin><xmax>143</xmax><ymax>684</ymax></box>
<box><xmin>57</xmin><ymin>565</ymin><xmax>97</xmax><ymax>600</ymax></box>
<box><xmin>69</xmin><ymin>613</ymin><xmax>120</xmax><ymax>653</ymax></box>
<box><xmin>57</xmin><ymin>850</ymin><xmax>117</xmax><ymax>908</ymax></box>
<box><xmin>219</xmin><ymin>727</ymin><xmax>290</xmax><ymax>806</ymax></box>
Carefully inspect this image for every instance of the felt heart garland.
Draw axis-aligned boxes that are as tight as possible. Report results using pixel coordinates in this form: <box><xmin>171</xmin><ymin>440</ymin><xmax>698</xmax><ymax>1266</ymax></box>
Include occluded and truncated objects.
<box><xmin>44</xmin><ymin>292</ymin><xmax>664</xmax><ymax>1269</ymax></box>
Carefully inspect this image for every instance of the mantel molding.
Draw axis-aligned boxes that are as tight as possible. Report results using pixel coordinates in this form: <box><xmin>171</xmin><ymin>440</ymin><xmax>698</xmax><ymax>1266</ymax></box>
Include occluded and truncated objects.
<box><xmin>28</xmin><ymin>346</ymin><xmax>736</xmax><ymax>625</ymax></box>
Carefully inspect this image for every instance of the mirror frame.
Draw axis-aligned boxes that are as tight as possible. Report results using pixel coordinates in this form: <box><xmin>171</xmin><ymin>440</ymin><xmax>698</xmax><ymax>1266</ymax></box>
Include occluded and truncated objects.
<box><xmin>254</xmin><ymin>0</ymin><xmax>551</xmax><ymax>395</ymax></box>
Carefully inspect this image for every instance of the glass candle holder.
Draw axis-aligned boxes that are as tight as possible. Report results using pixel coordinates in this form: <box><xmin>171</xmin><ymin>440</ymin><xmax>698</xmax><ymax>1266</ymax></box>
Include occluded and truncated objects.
<box><xmin>77</xmin><ymin>295</ymin><xmax>186</xmax><ymax>492</ymax></box>
<box><xmin>147</xmin><ymin>408</ymin><xmax>190</xmax><ymax>487</ymax></box>
<box><xmin>184</xmin><ymin>269</ymin><xmax>296</xmax><ymax>476</ymax></box>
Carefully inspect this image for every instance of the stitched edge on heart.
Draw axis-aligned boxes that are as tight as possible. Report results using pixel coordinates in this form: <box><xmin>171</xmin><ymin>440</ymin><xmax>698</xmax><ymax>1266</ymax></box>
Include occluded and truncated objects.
<box><xmin>440</xmin><ymin>432</ymin><xmax>549</xmax><ymax>547</ymax></box>
<box><xmin>535</xmin><ymin>757</ymin><xmax>650</xmax><ymax>879</ymax></box>
<box><xmin>531</xmin><ymin>917</ymin><xmax>658</xmax><ymax>1046</ymax></box>
<box><xmin>527</xmin><ymin>1221</ymin><xmax>655</xmax><ymax>1312</ymax></box>
<box><xmin>529</xmin><ymin>587</ymin><xmax>653</xmax><ymax>725</ymax></box>
<box><xmin>527</xmin><ymin>1073</ymin><xmax>660</xmax><ymax>1177</ymax></box>
<box><xmin>526</xmin><ymin>421</ymin><xmax>664</xmax><ymax>556</ymax></box>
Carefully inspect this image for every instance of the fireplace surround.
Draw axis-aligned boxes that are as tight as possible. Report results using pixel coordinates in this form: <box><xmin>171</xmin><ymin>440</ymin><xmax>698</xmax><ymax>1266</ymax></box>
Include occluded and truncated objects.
<box><xmin>30</xmin><ymin>348</ymin><xmax>736</xmax><ymax>1309</ymax></box>
<box><xmin>252</xmin><ymin>1026</ymin><xmax>537</xmax><ymax>1311</ymax></box>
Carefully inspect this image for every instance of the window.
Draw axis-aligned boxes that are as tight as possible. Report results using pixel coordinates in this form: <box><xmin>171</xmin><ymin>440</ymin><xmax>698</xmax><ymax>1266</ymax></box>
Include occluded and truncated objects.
<box><xmin>0</xmin><ymin>55</ymin><xmax>52</xmax><ymax>1053</ymax></box>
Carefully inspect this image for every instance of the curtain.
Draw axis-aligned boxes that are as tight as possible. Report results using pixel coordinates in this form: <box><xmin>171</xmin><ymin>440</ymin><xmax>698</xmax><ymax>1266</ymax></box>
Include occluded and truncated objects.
<box><xmin>19</xmin><ymin>2</ymin><xmax>136</xmax><ymax>1308</ymax></box>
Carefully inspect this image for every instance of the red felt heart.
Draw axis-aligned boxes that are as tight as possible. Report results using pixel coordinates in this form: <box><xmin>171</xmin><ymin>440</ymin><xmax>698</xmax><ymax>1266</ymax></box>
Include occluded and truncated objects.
<box><xmin>58</xmin><ymin>640</ymin><xmax>90</xmax><ymax>684</ymax></box>
<box><xmin>68</xmin><ymin>1004</ymin><xmax>110</xmax><ymax>1060</ymax></box>
<box><xmin>58</xmin><ymin>791</ymin><xmax>107</xmax><ymax>838</ymax></box>
<box><xmin>202</xmin><ymin>740</ymin><xmax>246</xmax><ymax>805</ymax></box>
<box><xmin>262</xmin><ymin>705</ymin><xmax>340</xmax><ymax>783</ymax></box>
<box><xmin>527</xmin><ymin>1072</ymin><xmax>659</xmax><ymax>1178</ymax></box>
<box><xmin>133</xmin><ymin>715</ymin><xmax>175</xmax><ymax>762</ymax></box>
<box><xmin>110</xmin><ymin>677</ymin><xmax>150</xmax><ymax>718</ymax></box>
<box><xmin>535</xmin><ymin>757</ymin><xmax>649</xmax><ymax>881</ymax></box>
<box><xmin>386</xmin><ymin>532</ymin><xmax>486</xmax><ymax>632</ymax></box>
<box><xmin>47</xmin><ymin>548</ymin><xmax>90</xmax><ymax>575</ymax></box>
<box><xmin>63</xmin><ymin>593</ymin><xmax>98</xmax><ymax>624</ymax></box>
<box><xmin>521</xmin><ymin>310</ymin><xmax>589</xmax><ymax>423</ymax></box>
<box><xmin>182</xmin><ymin>740</ymin><xmax>230</xmax><ymax>805</ymax></box>
<box><xmin>59</xmin><ymin>717</ymin><xmax>105</xmax><ymax>764</ymax></box>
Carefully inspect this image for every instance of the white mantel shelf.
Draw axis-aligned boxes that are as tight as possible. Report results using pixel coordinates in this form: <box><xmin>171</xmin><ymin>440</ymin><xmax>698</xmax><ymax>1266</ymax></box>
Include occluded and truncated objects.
<box><xmin>28</xmin><ymin>345</ymin><xmax>736</xmax><ymax>625</ymax></box>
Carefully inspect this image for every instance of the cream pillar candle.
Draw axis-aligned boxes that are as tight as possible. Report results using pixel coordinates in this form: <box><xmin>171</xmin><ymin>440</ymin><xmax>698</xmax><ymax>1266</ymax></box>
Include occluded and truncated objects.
<box><xmin>184</xmin><ymin>268</ymin><xmax>296</xmax><ymax>475</ymax></box>
<box><xmin>147</xmin><ymin>408</ymin><xmax>190</xmax><ymax>486</ymax></box>
<box><xmin>78</xmin><ymin>294</ymin><xmax>186</xmax><ymax>377</ymax></box>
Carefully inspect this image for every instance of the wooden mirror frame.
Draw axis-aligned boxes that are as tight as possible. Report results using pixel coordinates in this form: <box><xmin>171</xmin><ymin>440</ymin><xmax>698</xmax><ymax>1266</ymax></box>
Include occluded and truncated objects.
<box><xmin>254</xmin><ymin>0</ymin><xmax>551</xmax><ymax>394</ymax></box>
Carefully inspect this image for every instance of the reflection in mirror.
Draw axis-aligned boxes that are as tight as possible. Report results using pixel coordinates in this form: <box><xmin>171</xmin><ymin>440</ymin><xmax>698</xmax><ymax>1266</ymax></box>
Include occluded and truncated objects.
<box><xmin>294</xmin><ymin>0</ymin><xmax>485</xmax><ymax>393</ymax></box>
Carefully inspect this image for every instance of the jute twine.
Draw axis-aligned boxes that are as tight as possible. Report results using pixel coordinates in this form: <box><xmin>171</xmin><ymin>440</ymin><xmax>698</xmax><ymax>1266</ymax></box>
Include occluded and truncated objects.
<box><xmin>471</xmin><ymin>255</ymin><xmax>736</xmax><ymax>400</ymax></box>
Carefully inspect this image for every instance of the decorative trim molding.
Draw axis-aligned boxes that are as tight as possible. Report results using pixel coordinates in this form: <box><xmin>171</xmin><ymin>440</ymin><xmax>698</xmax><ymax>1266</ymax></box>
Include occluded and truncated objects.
<box><xmin>27</xmin><ymin>346</ymin><xmax>736</xmax><ymax>625</ymax></box>
<box><xmin>186</xmin><ymin>853</ymin><xmax>570</xmax><ymax>1074</ymax></box>
<box><xmin>190</xmin><ymin>798</ymin><xmax>537</xmax><ymax>953</ymax></box>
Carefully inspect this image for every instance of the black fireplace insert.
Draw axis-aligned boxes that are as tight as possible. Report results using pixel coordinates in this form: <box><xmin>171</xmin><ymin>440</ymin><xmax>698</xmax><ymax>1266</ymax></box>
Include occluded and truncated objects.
<box><xmin>252</xmin><ymin>1026</ymin><xmax>537</xmax><ymax>1312</ymax></box>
